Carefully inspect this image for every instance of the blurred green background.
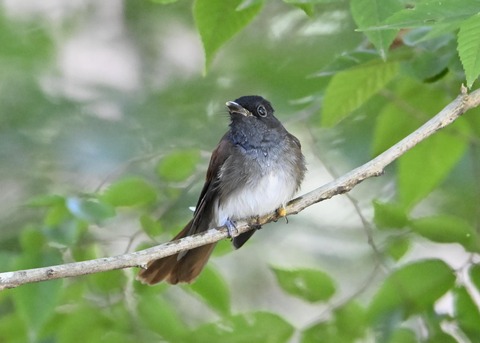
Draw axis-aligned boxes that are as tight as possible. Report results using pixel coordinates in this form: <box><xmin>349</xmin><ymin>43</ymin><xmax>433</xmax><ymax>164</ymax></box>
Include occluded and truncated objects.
<box><xmin>1</xmin><ymin>0</ymin><xmax>480</xmax><ymax>342</ymax></box>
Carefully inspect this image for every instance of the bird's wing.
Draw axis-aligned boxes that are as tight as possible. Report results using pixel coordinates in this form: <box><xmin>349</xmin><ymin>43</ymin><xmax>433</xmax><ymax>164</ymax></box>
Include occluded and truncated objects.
<box><xmin>188</xmin><ymin>133</ymin><xmax>233</xmax><ymax>235</ymax></box>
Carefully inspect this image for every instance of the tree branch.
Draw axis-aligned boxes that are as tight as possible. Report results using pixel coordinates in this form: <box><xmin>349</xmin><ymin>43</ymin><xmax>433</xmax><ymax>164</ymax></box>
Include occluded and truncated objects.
<box><xmin>1</xmin><ymin>86</ymin><xmax>479</xmax><ymax>290</ymax></box>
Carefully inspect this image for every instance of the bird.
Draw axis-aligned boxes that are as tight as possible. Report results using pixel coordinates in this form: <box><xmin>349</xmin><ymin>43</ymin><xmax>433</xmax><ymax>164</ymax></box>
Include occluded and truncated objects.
<box><xmin>137</xmin><ymin>95</ymin><xmax>306</xmax><ymax>284</ymax></box>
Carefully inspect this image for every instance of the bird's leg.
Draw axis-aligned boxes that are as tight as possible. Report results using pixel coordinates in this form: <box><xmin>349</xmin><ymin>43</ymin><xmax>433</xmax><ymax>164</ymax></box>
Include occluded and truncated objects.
<box><xmin>277</xmin><ymin>206</ymin><xmax>289</xmax><ymax>224</ymax></box>
<box><xmin>225</xmin><ymin>218</ymin><xmax>238</xmax><ymax>238</ymax></box>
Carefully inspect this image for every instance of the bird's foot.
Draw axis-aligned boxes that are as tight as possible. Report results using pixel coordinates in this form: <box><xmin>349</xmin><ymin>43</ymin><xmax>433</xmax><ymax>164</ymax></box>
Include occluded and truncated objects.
<box><xmin>225</xmin><ymin>218</ymin><xmax>238</xmax><ymax>238</ymax></box>
<box><xmin>277</xmin><ymin>206</ymin><xmax>289</xmax><ymax>224</ymax></box>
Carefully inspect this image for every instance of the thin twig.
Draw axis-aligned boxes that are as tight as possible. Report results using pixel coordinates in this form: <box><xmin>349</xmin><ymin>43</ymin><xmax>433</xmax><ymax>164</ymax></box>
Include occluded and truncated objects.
<box><xmin>1</xmin><ymin>86</ymin><xmax>479</xmax><ymax>290</ymax></box>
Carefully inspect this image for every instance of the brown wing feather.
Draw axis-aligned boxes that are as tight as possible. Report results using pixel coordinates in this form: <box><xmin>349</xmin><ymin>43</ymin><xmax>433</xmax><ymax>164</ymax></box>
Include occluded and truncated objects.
<box><xmin>137</xmin><ymin>134</ymin><xmax>234</xmax><ymax>285</ymax></box>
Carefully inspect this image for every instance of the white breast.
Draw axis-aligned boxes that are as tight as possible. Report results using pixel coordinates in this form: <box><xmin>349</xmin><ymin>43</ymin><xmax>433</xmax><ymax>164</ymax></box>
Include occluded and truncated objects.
<box><xmin>215</xmin><ymin>170</ymin><xmax>297</xmax><ymax>226</ymax></box>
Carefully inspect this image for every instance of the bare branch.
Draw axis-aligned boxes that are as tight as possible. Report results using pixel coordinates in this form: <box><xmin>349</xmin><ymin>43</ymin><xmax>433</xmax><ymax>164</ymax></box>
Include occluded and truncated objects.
<box><xmin>1</xmin><ymin>87</ymin><xmax>479</xmax><ymax>290</ymax></box>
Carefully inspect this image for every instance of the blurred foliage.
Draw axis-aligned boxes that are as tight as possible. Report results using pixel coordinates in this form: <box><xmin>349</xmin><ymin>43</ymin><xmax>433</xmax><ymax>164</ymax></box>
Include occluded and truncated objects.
<box><xmin>1</xmin><ymin>0</ymin><xmax>480</xmax><ymax>342</ymax></box>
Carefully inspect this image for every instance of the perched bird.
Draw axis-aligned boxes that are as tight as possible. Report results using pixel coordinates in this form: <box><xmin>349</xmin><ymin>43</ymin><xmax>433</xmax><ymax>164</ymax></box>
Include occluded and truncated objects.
<box><xmin>137</xmin><ymin>95</ymin><xmax>306</xmax><ymax>284</ymax></box>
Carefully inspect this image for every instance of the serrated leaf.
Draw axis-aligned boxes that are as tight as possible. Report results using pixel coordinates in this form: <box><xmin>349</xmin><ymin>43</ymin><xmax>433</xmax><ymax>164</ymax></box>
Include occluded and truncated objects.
<box><xmin>374</xmin><ymin>0</ymin><xmax>480</xmax><ymax>30</ymax></box>
<box><xmin>453</xmin><ymin>286</ymin><xmax>480</xmax><ymax>340</ymax></box>
<box><xmin>373</xmin><ymin>201</ymin><xmax>409</xmax><ymax>229</ymax></box>
<box><xmin>194</xmin><ymin>0</ymin><xmax>263</xmax><ymax>71</ymax></box>
<box><xmin>101</xmin><ymin>177</ymin><xmax>157</xmax><ymax>207</ymax></box>
<box><xmin>399</xmin><ymin>130</ymin><xmax>467</xmax><ymax>208</ymax></box>
<box><xmin>350</xmin><ymin>0</ymin><xmax>402</xmax><ymax>59</ymax></box>
<box><xmin>322</xmin><ymin>61</ymin><xmax>399</xmax><ymax>126</ymax></box>
<box><xmin>188</xmin><ymin>266</ymin><xmax>230</xmax><ymax>315</ymax></box>
<box><xmin>156</xmin><ymin>149</ymin><xmax>200</xmax><ymax>182</ymax></box>
<box><xmin>190</xmin><ymin>311</ymin><xmax>294</xmax><ymax>342</ymax></box>
<box><xmin>458</xmin><ymin>13</ymin><xmax>480</xmax><ymax>88</ymax></box>
<box><xmin>410</xmin><ymin>215</ymin><xmax>479</xmax><ymax>252</ymax></box>
<box><xmin>66</xmin><ymin>197</ymin><xmax>115</xmax><ymax>223</ymax></box>
<box><xmin>368</xmin><ymin>259</ymin><xmax>455</xmax><ymax>322</ymax></box>
<box><xmin>272</xmin><ymin>267</ymin><xmax>336</xmax><ymax>302</ymax></box>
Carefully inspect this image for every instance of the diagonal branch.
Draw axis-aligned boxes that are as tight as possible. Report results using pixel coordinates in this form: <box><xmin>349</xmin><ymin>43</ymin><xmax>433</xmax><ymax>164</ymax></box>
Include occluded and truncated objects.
<box><xmin>1</xmin><ymin>86</ymin><xmax>479</xmax><ymax>290</ymax></box>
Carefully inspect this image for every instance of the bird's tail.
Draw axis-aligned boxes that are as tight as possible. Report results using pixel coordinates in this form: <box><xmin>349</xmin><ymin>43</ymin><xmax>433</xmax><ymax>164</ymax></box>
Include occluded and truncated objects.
<box><xmin>137</xmin><ymin>219</ymin><xmax>216</xmax><ymax>285</ymax></box>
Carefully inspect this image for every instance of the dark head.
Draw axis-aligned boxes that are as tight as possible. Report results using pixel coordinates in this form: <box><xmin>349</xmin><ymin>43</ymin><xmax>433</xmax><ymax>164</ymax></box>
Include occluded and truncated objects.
<box><xmin>225</xmin><ymin>95</ymin><xmax>287</xmax><ymax>149</ymax></box>
<box><xmin>226</xmin><ymin>95</ymin><xmax>275</xmax><ymax>120</ymax></box>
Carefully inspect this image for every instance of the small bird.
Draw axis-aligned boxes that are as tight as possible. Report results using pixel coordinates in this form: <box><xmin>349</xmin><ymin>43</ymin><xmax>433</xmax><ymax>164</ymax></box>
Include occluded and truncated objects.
<box><xmin>137</xmin><ymin>95</ymin><xmax>306</xmax><ymax>284</ymax></box>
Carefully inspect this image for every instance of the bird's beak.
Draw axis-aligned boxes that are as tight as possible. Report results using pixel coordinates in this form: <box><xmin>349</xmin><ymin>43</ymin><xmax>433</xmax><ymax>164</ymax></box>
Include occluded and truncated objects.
<box><xmin>226</xmin><ymin>101</ymin><xmax>252</xmax><ymax>117</ymax></box>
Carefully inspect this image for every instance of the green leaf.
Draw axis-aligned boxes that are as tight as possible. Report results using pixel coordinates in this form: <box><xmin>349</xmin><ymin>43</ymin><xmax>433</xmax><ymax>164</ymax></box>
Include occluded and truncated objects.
<box><xmin>368</xmin><ymin>259</ymin><xmax>455</xmax><ymax>322</ymax></box>
<box><xmin>140</xmin><ymin>214</ymin><xmax>164</xmax><ymax>237</ymax></box>
<box><xmin>137</xmin><ymin>294</ymin><xmax>186</xmax><ymax>340</ymax></box>
<box><xmin>458</xmin><ymin>13</ymin><xmax>480</xmax><ymax>88</ymax></box>
<box><xmin>90</xmin><ymin>270</ymin><xmax>127</xmax><ymax>293</ymax></box>
<box><xmin>373</xmin><ymin>201</ymin><xmax>409</xmax><ymax>229</ymax></box>
<box><xmin>66</xmin><ymin>197</ymin><xmax>116</xmax><ymax>223</ymax></box>
<box><xmin>156</xmin><ymin>149</ymin><xmax>200</xmax><ymax>182</ymax></box>
<box><xmin>301</xmin><ymin>301</ymin><xmax>367</xmax><ymax>342</ymax></box>
<box><xmin>44</xmin><ymin>202</ymin><xmax>71</xmax><ymax>227</ymax></box>
<box><xmin>13</xmin><ymin>241</ymin><xmax>63</xmax><ymax>339</ymax></box>
<box><xmin>194</xmin><ymin>0</ymin><xmax>263</xmax><ymax>71</ymax></box>
<box><xmin>0</xmin><ymin>313</ymin><xmax>27</xmax><ymax>343</ymax></box>
<box><xmin>190</xmin><ymin>311</ymin><xmax>294</xmax><ymax>342</ymax></box>
<box><xmin>350</xmin><ymin>0</ymin><xmax>402</xmax><ymax>59</ymax></box>
<box><xmin>271</xmin><ymin>267</ymin><xmax>336</xmax><ymax>302</ymax></box>
<box><xmin>314</xmin><ymin>50</ymin><xmax>380</xmax><ymax>77</ymax></box>
<box><xmin>150</xmin><ymin>0</ymin><xmax>178</xmax><ymax>3</ymax></box>
<box><xmin>410</xmin><ymin>215</ymin><xmax>480</xmax><ymax>252</ymax></box>
<box><xmin>372</xmin><ymin>101</ymin><xmax>418</xmax><ymax>156</ymax></box>
<box><xmin>425</xmin><ymin>332</ymin><xmax>457</xmax><ymax>343</ymax></box>
<box><xmin>101</xmin><ymin>177</ymin><xmax>157</xmax><ymax>207</ymax></box>
<box><xmin>376</xmin><ymin>0</ymin><xmax>480</xmax><ymax>30</ymax></box>
<box><xmin>283</xmin><ymin>0</ymin><xmax>337</xmax><ymax>3</ymax></box>
<box><xmin>283</xmin><ymin>0</ymin><xmax>337</xmax><ymax>16</ymax></box>
<box><xmin>20</xmin><ymin>227</ymin><xmax>45</xmax><ymax>252</ymax></box>
<box><xmin>302</xmin><ymin>322</ymin><xmax>335</xmax><ymax>342</ymax></box>
<box><xmin>322</xmin><ymin>61</ymin><xmax>399</xmax><ymax>126</ymax></box>
<box><xmin>386</xmin><ymin>237</ymin><xmax>411</xmax><ymax>261</ymax></box>
<box><xmin>398</xmin><ymin>129</ymin><xmax>467</xmax><ymax>208</ymax></box>
<box><xmin>26</xmin><ymin>194</ymin><xmax>65</xmax><ymax>207</ymax></box>
<box><xmin>453</xmin><ymin>286</ymin><xmax>480</xmax><ymax>341</ymax></box>
<box><xmin>402</xmin><ymin>50</ymin><xmax>452</xmax><ymax>83</ymax></box>
<box><xmin>188</xmin><ymin>265</ymin><xmax>231</xmax><ymax>315</ymax></box>
<box><xmin>388</xmin><ymin>328</ymin><xmax>417</xmax><ymax>343</ymax></box>
<box><xmin>56</xmin><ymin>304</ymin><xmax>112</xmax><ymax>343</ymax></box>
<box><xmin>13</xmin><ymin>280</ymin><xmax>62</xmax><ymax>339</ymax></box>
<box><xmin>334</xmin><ymin>301</ymin><xmax>367</xmax><ymax>340</ymax></box>
<box><xmin>469</xmin><ymin>264</ymin><xmax>480</xmax><ymax>292</ymax></box>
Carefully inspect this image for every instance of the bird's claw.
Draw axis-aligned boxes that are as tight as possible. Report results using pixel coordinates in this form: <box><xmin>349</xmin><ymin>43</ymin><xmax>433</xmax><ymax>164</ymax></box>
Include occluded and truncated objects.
<box><xmin>277</xmin><ymin>207</ymin><xmax>289</xmax><ymax>223</ymax></box>
<box><xmin>225</xmin><ymin>219</ymin><xmax>238</xmax><ymax>238</ymax></box>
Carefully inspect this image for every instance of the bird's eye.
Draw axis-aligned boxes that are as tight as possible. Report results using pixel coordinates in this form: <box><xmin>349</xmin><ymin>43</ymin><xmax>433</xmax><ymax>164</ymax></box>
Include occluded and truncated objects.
<box><xmin>257</xmin><ymin>105</ymin><xmax>267</xmax><ymax>117</ymax></box>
